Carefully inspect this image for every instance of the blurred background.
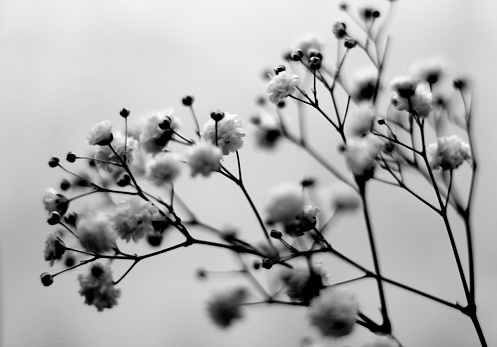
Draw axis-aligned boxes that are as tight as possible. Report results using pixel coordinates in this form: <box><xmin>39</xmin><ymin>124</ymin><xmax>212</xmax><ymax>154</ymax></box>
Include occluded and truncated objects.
<box><xmin>1</xmin><ymin>0</ymin><xmax>497</xmax><ymax>346</ymax></box>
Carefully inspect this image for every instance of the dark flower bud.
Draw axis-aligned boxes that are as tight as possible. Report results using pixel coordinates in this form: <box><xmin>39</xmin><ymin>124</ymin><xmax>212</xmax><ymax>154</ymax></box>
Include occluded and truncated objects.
<box><xmin>309</xmin><ymin>56</ymin><xmax>321</xmax><ymax>70</ymax></box>
<box><xmin>66</xmin><ymin>152</ymin><xmax>77</xmax><ymax>163</ymax></box>
<box><xmin>332</xmin><ymin>22</ymin><xmax>347</xmax><ymax>39</ymax></box>
<box><xmin>91</xmin><ymin>265</ymin><xmax>104</xmax><ymax>278</ymax></box>
<box><xmin>300</xmin><ymin>177</ymin><xmax>316</xmax><ymax>187</ymax></box>
<box><xmin>270</xmin><ymin>230</ymin><xmax>282</xmax><ymax>239</ymax></box>
<box><xmin>307</xmin><ymin>49</ymin><xmax>322</xmax><ymax>60</ymax></box>
<box><xmin>377</xmin><ymin>119</ymin><xmax>386</xmax><ymax>125</ymax></box>
<box><xmin>159</xmin><ymin>117</ymin><xmax>171</xmax><ymax>130</ymax></box>
<box><xmin>339</xmin><ymin>3</ymin><xmax>348</xmax><ymax>11</ymax></box>
<box><xmin>344</xmin><ymin>38</ymin><xmax>357</xmax><ymax>49</ymax></box>
<box><xmin>277</xmin><ymin>100</ymin><xmax>286</xmax><ymax>108</ymax></box>
<box><xmin>64</xmin><ymin>212</ymin><xmax>78</xmax><ymax>227</ymax></box>
<box><xmin>290</xmin><ymin>50</ymin><xmax>303</xmax><ymax>62</ymax></box>
<box><xmin>384</xmin><ymin>142</ymin><xmax>395</xmax><ymax>153</ymax></box>
<box><xmin>453</xmin><ymin>78</ymin><xmax>467</xmax><ymax>90</ymax></box>
<box><xmin>47</xmin><ymin>211</ymin><xmax>61</xmax><ymax>225</ymax></box>
<box><xmin>252</xmin><ymin>261</ymin><xmax>261</xmax><ymax>270</ymax></box>
<box><xmin>261</xmin><ymin>259</ymin><xmax>273</xmax><ymax>269</ymax></box>
<box><xmin>119</xmin><ymin>108</ymin><xmax>130</xmax><ymax>118</ymax></box>
<box><xmin>60</xmin><ymin>179</ymin><xmax>71</xmax><ymax>191</ymax></box>
<box><xmin>182</xmin><ymin>95</ymin><xmax>194</xmax><ymax>106</ymax></box>
<box><xmin>361</xmin><ymin>8</ymin><xmax>373</xmax><ymax>20</ymax></box>
<box><xmin>65</xmin><ymin>255</ymin><xmax>75</xmax><ymax>267</ymax></box>
<box><xmin>196</xmin><ymin>268</ymin><xmax>207</xmax><ymax>279</ymax></box>
<box><xmin>48</xmin><ymin>157</ymin><xmax>60</xmax><ymax>168</ymax></box>
<box><xmin>256</xmin><ymin>96</ymin><xmax>266</xmax><ymax>106</ymax></box>
<box><xmin>147</xmin><ymin>232</ymin><xmax>163</xmax><ymax>247</ymax></box>
<box><xmin>210</xmin><ymin>109</ymin><xmax>225</xmax><ymax>122</ymax></box>
<box><xmin>116</xmin><ymin>173</ymin><xmax>130</xmax><ymax>187</ymax></box>
<box><xmin>372</xmin><ymin>10</ymin><xmax>381</xmax><ymax>18</ymax></box>
<box><xmin>274</xmin><ymin>65</ymin><xmax>286</xmax><ymax>75</ymax></box>
<box><xmin>40</xmin><ymin>273</ymin><xmax>53</xmax><ymax>287</ymax></box>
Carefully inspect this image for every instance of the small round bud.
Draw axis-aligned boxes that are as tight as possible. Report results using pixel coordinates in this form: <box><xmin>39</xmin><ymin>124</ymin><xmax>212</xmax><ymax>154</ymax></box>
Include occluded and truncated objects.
<box><xmin>300</xmin><ymin>177</ymin><xmax>316</xmax><ymax>187</ymax></box>
<box><xmin>252</xmin><ymin>261</ymin><xmax>261</xmax><ymax>270</ymax></box>
<box><xmin>384</xmin><ymin>142</ymin><xmax>395</xmax><ymax>153</ymax></box>
<box><xmin>372</xmin><ymin>10</ymin><xmax>380</xmax><ymax>18</ymax></box>
<box><xmin>344</xmin><ymin>38</ymin><xmax>357</xmax><ymax>49</ymax></box>
<box><xmin>64</xmin><ymin>212</ymin><xmax>78</xmax><ymax>227</ymax></box>
<box><xmin>159</xmin><ymin>117</ymin><xmax>171</xmax><ymax>130</ymax></box>
<box><xmin>48</xmin><ymin>157</ymin><xmax>60</xmax><ymax>168</ymax></box>
<box><xmin>277</xmin><ymin>100</ymin><xmax>285</xmax><ymax>108</ymax></box>
<box><xmin>91</xmin><ymin>265</ymin><xmax>104</xmax><ymax>278</ymax></box>
<box><xmin>338</xmin><ymin>144</ymin><xmax>346</xmax><ymax>153</ymax></box>
<box><xmin>307</xmin><ymin>49</ymin><xmax>322</xmax><ymax>60</ymax></box>
<box><xmin>196</xmin><ymin>268</ymin><xmax>207</xmax><ymax>279</ymax></box>
<box><xmin>270</xmin><ymin>230</ymin><xmax>282</xmax><ymax>239</ymax></box>
<box><xmin>332</xmin><ymin>22</ymin><xmax>347</xmax><ymax>39</ymax></box>
<box><xmin>116</xmin><ymin>173</ymin><xmax>131</xmax><ymax>187</ymax></box>
<box><xmin>41</xmin><ymin>273</ymin><xmax>53</xmax><ymax>287</ymax></box>
<box><xmin>261</xmin><ymin>259</ymin><xmax>273</xmax><ymax>269</ymax></box>
<box><xmin>361</xmin><ymin>8</ymin><xmax>373</xmax><ymax>20</ymax></box>
<box><xmin>65</xmin><ymin>255</ymin><xmax>75</xmax><ymax>267</ymax></box>
<box><xmin>256</xmin><ymin>96</ymin><xmax>266</xmax><ymax>106</ymax></box>
<box><xmin>251</xmin><ymin>115</ymin><xmax>261</xmax><ymax>125</ymax></box>
<box><xmin>274</xmin><ymin>65</ymin><xmax>286</xmax><ymax>75</ymax></box>
<box><xmin>377</xmin><ymin>119</ymin><xmax>386</xmax><ymax>125</ymax></box>
<box><xmin>147</xmin><ymin>232</ymin><xmax>163</xmax><ymax>247</ymax></box>
<box><xmin>210</xmin><ymin>110</ymin><xmax>225</xmax><ymax>122</ymax></box>
<box><xmin>339</xmin><ymin>3</ymin><xmax>348</xmax><ymax>11</ymax></box>
<box><xmin>182</xmin><ymin>95</ymin><xmax>194</xmax><ymax>106</ymax></box>
<box><xmin>60</xmin><ymin>179</ymin><xmax>71</xmax><ymax>191</ymax></box>
<box><xmin>119</xmin><ymin>108</ymin><xmax>130</xmax><ymax>118</ymax></box>
<box><xmin>453</xmin><ymin>78</ymin><xmax>467</xmax><ymax>90</ymax></box>
<box><xmin>66</xmin><ymin>152</ymin><xmax>77</xmax><ymax>163</ymax></box>
<box><xmin>47</xmin><ymin>211</ymin><xmax>61</xmax><ymax>225</ymax></box>
<box><xmin>290</xmin><ymin>50</ymin><xmax>303</xmax><ymax>62</ymax></box>
<box><xmin>309</xmin><ymin>56</ymin><xmax>321</xmax><ymax>70</ymax></box>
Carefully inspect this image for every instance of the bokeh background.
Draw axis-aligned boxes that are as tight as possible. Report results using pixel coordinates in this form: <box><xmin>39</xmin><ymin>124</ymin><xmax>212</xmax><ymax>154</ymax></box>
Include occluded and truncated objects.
<box><xmin>1</xmin><ymin>0</ymin><xmax>497</xmax><ymax>346</ymax></box>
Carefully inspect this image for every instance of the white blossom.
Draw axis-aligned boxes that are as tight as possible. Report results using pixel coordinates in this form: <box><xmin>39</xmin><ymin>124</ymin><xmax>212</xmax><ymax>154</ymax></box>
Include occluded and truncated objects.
<box><xmin>111</xmin><ymin>197</ymin><xmax>157</xmax><ymax>243</ymax></box>
<box><xmin>427</xmin><ymin>135</ymin><xmax>471</xmax><ymax>171</ymax></box>
<box><xmin>348</xmin><ymin>102</ymin><xmax>375</xmax><ymax>137</ymax></box>
<box><xmin>146</xmin><ymin>152</ymin><xmax>182</xmax><ymax>185</ymax></box>
<box><xmin>350</xmin><ymin>66</ymin><xmax>378</xmax><ymax>102</ymax></box>
<box><xmin>43</xmin><ymin>233</ymin><xmax>65</xmax><ymax>266</ymax></box>
<box><xmin>265</xmin><ymin>183</ymin><xmax>303</xmax><ymax>224</ymax></box>
<box><xmin>77</xmin><ymin>211</ymin><xmax>117</xmax><ymax>254</ymax></box>
<box><xmin>78</xmin><ymin>263</ymin><xmax>121</xmax><ymax>311</ymax></box>
<box><xmin>187</xmin><ymin>141</ymin><xmax>223</xmax><ymax>177</ymax></box>
<box><xmin>140</xmin><ymin>108</ymin><xmax>181</xmax><ymax>154</ymax></box>
<box><xmin>280</xmin><ymin>263</ymin><xmax>329</xmax><ymax>303</ymax></box>
<box><xmin>206</xmin><ymin>287</ymin><xmax>248</xmax><ymax>328</ymax></box>
<box><xmin>87</xmin><ymin>120</ymin><xmax>113</xmax><ymax>145</ymax></box>
<box><xmin>95</xmin><ymin>131</ymin><xmax>138</xmax><ymax>172</ymax></box>
<box><xmin>344</xmin><ymin>134</ymin><xmax>384</xmax><ymax>177</ymax></box>
<box><xmin>200</xmin><ymin>113</ymin><xmax>245</xmax><ymax>155</ymax></box>
<box><xmin>390</xmin><ymin>76</ymin><xmax>432</xmax><ymax>118</ymax></box>
<box><xmin>266</xmin><ymin>71</ymin><xmax>299</xmax><ymax>104</ymax></box>
<box><xmin>42</xmin><ymin>188</ymin><xmax>60</xmax><ymax>213</ymax></box>
<box><xmin>308</xmin><ymin>288</ymin><xmax>358</xmax><ymax>338</ymax></box>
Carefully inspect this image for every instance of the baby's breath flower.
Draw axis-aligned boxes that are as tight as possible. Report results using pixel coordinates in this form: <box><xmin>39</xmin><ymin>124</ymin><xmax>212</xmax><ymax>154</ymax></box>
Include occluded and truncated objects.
<box><xmin>350</xmin><ymin>67</ymin><xmax>378</xmax><ymax>102</ymax></box>
<box><xmin>187</xmin><ymin>142</ymin><xmax>223</xmax><ymax>177</ymax></box>
<box><xmin>343</xmin><ymin>134</ymin><xmax>384</xmax><ymax>178</ymax></box>
<box><xmin>95</xmin><ymin>131</ymin><xmax>137</xmax><ymax>172</ymax></box>
<box><xmin>200</xmin><ymin>113</ymin><xmax>245</xmax><ymax>155</ymax></box>
<box><xmin>266</xmin><ymin>71</ymin><xmax>299</xmax><ymax>104</ymax></box>
<box><xmin>284</xmin><ymin>204</ymin><xmax>320</xmax><ymax>237</ymax></box>
<box><xmin>87</xmin><ymin>120</ymin><xmax>113</xmax><ymax>146</ymax></box>
<box><xmin>140</xmin><ymin>108</ymin><xmax>181</xmax><ymax>154</ymax></box>
<box><xmin>280</xmin><ymin>263</ymin><xmax>328</xmax><ymax>303</ymax></box>
<box><xmin>265</xmin><ymin>183</ymin><xmax>304</xmax><ymax>224</ymax></box>
<box><xmin>292</xmin><ymin>33</ymin><xmax>324</xmax><ymax>59</ymax></box>
<box><xmin>360</xmin><ymin>334</ymin><xmax>399</xmax><ymax>347</ymax></box>
<box><xmin>206</xmin><ymin>287</ymin><xmax>248</xmax><ymax>328</ymax></box>
<box><xmin>111</xmin><ymin>197</ymin><xmax>157</xmax><ymax>242</ymax></box>
<box><xmin>77</xmin><ymin>211</ymin><xmax>117</xmax><ymax>254</ymax></box>
<box><xmin>332</xmin><ymin>22</ymin><xmax>347</xmax><ymax>39</ymax></box>
<box><xmin>347</xmin><ymin>102</ymin><xmax>375</xmax><ymax>137</ymax></box>
<box><xmin>390</xmin><ymin>76</ymin><xmax>432</xmax><ymax>118</ymax></box>
<box><xmin>146</xmin><ymin>152</ymin><xmax>182</xmax><ymax>186</ymax></box>
<box><xmin>43</xmin><ymin>233</ymin><xmax>65</xmax><ymax>266</ymax></box>
<box><xmin>408</xmin><ymin>57</ymin><xmax>447</xmax><ymax>85</ymax></box>
<box><xmin>328</xmin><ymin>182</ymin><xmax>361</xmax><ymax>212</ymax></box>
<box><xmin>427</xmin><ymin>135</ymin><xmax>471</xmax><ymax>171</ymax></box>
<box><xmin>308</xmin><ymin>288</ymin><xmax>358</xmax><ymax>338</ymax></box>
<box><xmin>42</xmin><ymin>188</ymin><xmax>69</xmax><ymax>216</ymax></box>
<box><xmin>78</xmin><ymin>263</ymin><xmax>121</xmax><ymax>311</ymax></box>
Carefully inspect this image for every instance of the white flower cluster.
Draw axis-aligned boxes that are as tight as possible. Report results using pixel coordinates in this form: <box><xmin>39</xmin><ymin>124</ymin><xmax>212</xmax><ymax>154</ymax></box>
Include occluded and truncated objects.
<box><xmin>78</xmin><ymin>263</ymin><xmax>121</xmax><ymax>311</ymax></box>
<box><xmin>206</xmin><ymin>287</ymin><xmax>248</xmax><ymax>328</ymax></box>
<box><xmin>266</xmin><ymin>71</ymin><xmax>299</xmax><ymax>104</ymax></box>
<box><xmin>428</xmin><ymin>135</ymin><xmax>471</xmax><ymax>171</ymax></box>
<box><xmin>200</xmin><ymin>113</ymin><xmax>246</xmax><ymax>155</ymax></box>
<box><xmin>111</xmin><ymin>197</ymin><xmax>157</xmax><ymax>243</ymax></box>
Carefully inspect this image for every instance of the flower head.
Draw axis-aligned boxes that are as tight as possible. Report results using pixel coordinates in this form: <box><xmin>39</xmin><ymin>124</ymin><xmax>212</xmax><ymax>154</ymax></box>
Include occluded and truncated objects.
<box><xmin>200</xmin><ymin>113</ymin><xmax>245</xmax><ymax>155</ymax></box>
<box><xmin>43</xmin><ymin>233</ymin><xmax>66</xmax><ymax>266</ymax></box>
<box><xmin>408</xmin><ymin>57</ymin><xmax>447</xmax><ymax>85</ymax></box>
<box><xmin>265</xmin><ymin>183</ymin><xmax>304</xmax><ymax>224</ymax></box>
<box><xmin>146</xmin><ymin>152</ymin><xmax>182</xmax><ymax>185</ymax></box>
<box><xmin>95</xmin><ymin>131</ymin><xmax>138</xmax><ymax>173</ymax></box>
<box><xmin>42</xmin><ymin>188</ymin><xmax>69</xmax><ymax>216</ymax></box>
<box><xmin>111</xmin><ymin>197</ymin><xmax>157</xmax><ymax>242</ymax></box>
<box><xmin>343</xmin><ymin>134</ymin><xmax>384</xmax><ymax>178</ymax></box>
<box><xmin>140</xmin><ymin>108</ymin><xmax>182</xmax><ymax>154</ymax></box>
<box><xmin>87</xmin><ymin>120</ymin><xmax>113</xmax><ymax>146</ymax></box>
<box><xmin>280</xmin><ymin>263</ymin><xmax>328</xmax><ymax>303</ymax></box>
<box><xmin>347</xmin><ymin>102</ymin><xmax>375</xmax><ymax>137</ymax></box>
<box><xmin>292</xmin><ymin>33</ymin><xmax>324</xmax><ymax>59</ymax></box>
<box><xmin>390</xmin><ymin>76</ymin><xmax>432</xmax><ymax>118</ymax></box>
<box><xmin>206</xmin><ymin>287</ymin><xmax>248</xmax><ymax>328</ymax></box>
<box><xmin>77</xmin><ymin>211</ymin><xmax>117</xmax><ymax>254</ymax></box>
<box><xmin>266</xmin><ymin>71</ymin><xmax>299</xmax><ymax>104</ymax></box>
<box><xmin>284</xmin><ymin>204</ymin><xmax>320</xmax><ymax>237</ymax></box>
<box><xmin>308</xmin><ymin>288</ymin><xmax>358</xmax><ymax>338</ymax></box>
<box><xmin>187</xmin><ymin>142</ymin><xmax>223</xmax><ymax>177</ymax></box>
<box><xmin>350</xmin><ymin>67</ymin><xmax>378</xmax><ymax>102</ymax></box>
<box><xmin>78</xmin><ymin>263</ymin><xmax>121</xmax><ymax>311</ymax></box>
<box><xmin>427</xmin><ymin>135</ymin><xmax>471</xmax><ymax>171</ymax></box>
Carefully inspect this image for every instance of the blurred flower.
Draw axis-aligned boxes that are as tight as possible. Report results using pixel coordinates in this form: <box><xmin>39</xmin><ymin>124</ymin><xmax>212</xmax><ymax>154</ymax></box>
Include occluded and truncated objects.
<box><xmin>187</xmin><ymin>141</ymin><xmax>223</xmax><ymax>177</ymax></box>
<box><xmin>292</xmin><ymin>33</ymin><xmax>324</xmax><ymax>59</ymax></box>
<box><xmin>284</xmin><ymin>204</ymin><xmax>320</xmax><ymax>237</ymax></box>
<box><xmin>43</xmin><ymin>233</ymin><xmax>65</xmax><ymax>266</ymax></box>
<box><xmin>390</xmin><ymin>76</ymin><xmax>432</xmax><ymax>118</ymax></box>
<box><xmin>140</xmin><ymin>108</ymin><xmax>182</xmax><ymax>154</ymax></box>
<box><xmin>200</xmin><ymin>112</ymin><xmax>245</xmax><ymax>155</ymax></box>
<box><xmin>265</xmin><ymin>183</ymin><xmax>304</xmax><ymax>224</ymax></box>
<box><xmin>328</xmin><ymin>182</ymin><xmax>361</xmax><ymax>212</ymax></box>
<box><xmin>350</xmin><ymin>67</ymin><xmax>378</xmax><ymax>102</ymax></box>
<box><xmin>408</xmin><ymin>57</ymin><xmax>447</xmax><ymax>85</ymax></box>
<box><xmin>206</xmin><ymin>287</ymin><xmax>248</xmax><ymax>328</ymax></box>
<box><xmin>280</xmin><ymin>263</ymin><xmax>328</xmax><ymax>303</ymax></box>
<box><xmin>78</xmin><ymin>263</ymin><xmax>121</xmax><ymax>311</ymax></box>
<box><xmin>343</xmin><ymin>134</ymin><xmax>384</xmax><ymax>178</ymax></box>
<box><xmin>77</xmin><ymin>211</ymin><xmax>117</xmax><ymax>254</ymax></box>
<box><xmin>42</xmin><ymin>188</ymin><xmax>69</xmax><ymax>216</ymax></box>
<box><xmin>87</xmin><ymin>120</ymin><xmax>113</xmax><ymax>146</ymax></box>
<box><xmin>427</xmin><ymin>135</ymin><xmax>471</xmax><ymax>171</ymax></box>
<box><xmin>308</xmin><ymin>288</ymin><xmax>358</xmax><ymax>338</ymax></box>
<box><xmin>146</xmin><ymin>152</ymin><xmax>182</xmax><ymax>185</ymax></box>
<box><xmin>95</xmin><ymin>131</ymin><xmax>138</xmax><ymax>173</ymax></box>
<box><xmin>111</xmin><ymin>197</ymin><xmax>157</xmax><ymax>242</ymax></box>
<box><xmin>332</xmin><ymin>22</ymin><xmax>347</xmax><ymax>39</ymax></box>
<box><xmin>360</xmin><ymin>334</ymin><xmax>399</xmax><ymax>347</ymax></box>
<box><xmin>347</xmin><ymin>102</ymin><xmax>375</xmax><ymax>137</ymax></box>
<box><xmin>266</xmin><ymin>71</ymin><xmax>299</xmax><ymax>104</ymax></box>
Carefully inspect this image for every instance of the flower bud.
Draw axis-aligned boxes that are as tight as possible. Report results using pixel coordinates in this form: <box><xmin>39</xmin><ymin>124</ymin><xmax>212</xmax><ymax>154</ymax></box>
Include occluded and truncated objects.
<box><xmin>453</xmin><ymin>78</ymin><xmax>467</xmax><ymax>90</ymax></box>
<box><xmin>196</xmin><ymin>268</ymin><xmax>207</xmax><ymax>279</ymax></box>
<box><xmin>47</xmin><ymin>211</ymin><xmax>60</xmax><ymax>225</ymax></box>
<box><xmin>377</xmin><ymin>119</ymin><xmax>386</xmax><ymax>125</ymax></box>
<box><xmin>307</xmin><ymin>49</ymin><xmax>322</xmax><ymax>60</ymax></box>
<box><xmin>91</xmin><ymin>265</ymin><xmax>104</xmax><ymax>278</ymax></box>
<box><xmin>119</xmin><ymin>108</ymin><xmax>130</xmax><ymax>118</ymax></box>
<box><xmin>309</xmin><ymin>56</ymin><xmax>321</xmax><ymax>70</ymax></box>
<box><xmin>116</xmin><ymin>173</ymin><xmax>130</xmax><ymax>187</ymax></box>
<box><xmin>332</xmin><ymin>22</ymin><xmax>347</xmax><ymax>39</ymax></box>
<box><xmin>159</xmin><ymin>117</ymin><xmax>172</xmax><ymax>130</ymax></box>
<box><xmin>182</xmin><ymin>95</ymin><xmax>194</xmax><ymax>106</ymax></box>
<box><xmin>66</xmin><ymin>152</ymin><xmax>76</xmax><ymax>163</ymax></box>
<box><xmin>344</xmin><ymin>38</ymin><xmax>356</xmax><ymax>49</ymax></box>
<box><xmin>270</xmin><ymin>230</ymin><xmax>282</xmax><ymax>239</ymax></box>
<box><xmin>274</xmin><ymin>65</ymin><xmax>286</xmax><ymax>75</ymax></box>
<box><xmin>48</xmin><ymin>157</ymin><xmax>59</xmax><ymax>168</ymax></box>
<box><xmin>252</xmin><ymin>261</ymin><xmax>261</xmax><ymax>270</ymax></box>
<box><xmin>65</xmin><ymin>254</ymin><xmax>75</xmax><ymax>267</ymax></box>
<box><xmin>300</xmin><ymin>177</ymin><xmax>316</xmax><ymax>187</ymax></box>
<box><xmin>147</xmin><ymin>232</ymin><xmax>163</xmax><ymax>247</ymax></box>
<box><xmin>372</xmin><ymin>10</ymin><xmax>380</xmax><ymax>18</ymax></box>
<box><xmin>60</xmin><ymin>179</ymin><xmax>71</xmax><ymax>191</ymax></box>
<box><xmin>277</xmin><ymin>100</ymin><xmax>286</xmax><ymax>108</ymax></box>
<box><xmin>210</xmin><ymin>109</ymin><xmax>225</xmax><ymax>122</ymax></box>
<box><xmin>261</xmin><ymin>259</ymin><xmax>273</xmax><ymax>269</ymax></box>
<box><xmin>64</xmin><ymin>212</ymin><xmax>78</xmax><ymax>227</ymax></box>
<box><xmin>40</xmin><ymin>273</ymin><xmax>53</xmax><ymax>287</ymax></box>
<box><xmin>290</xmin><ymin>50</ymin><xmax>303</xmax><ymax>62</ymax></box>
